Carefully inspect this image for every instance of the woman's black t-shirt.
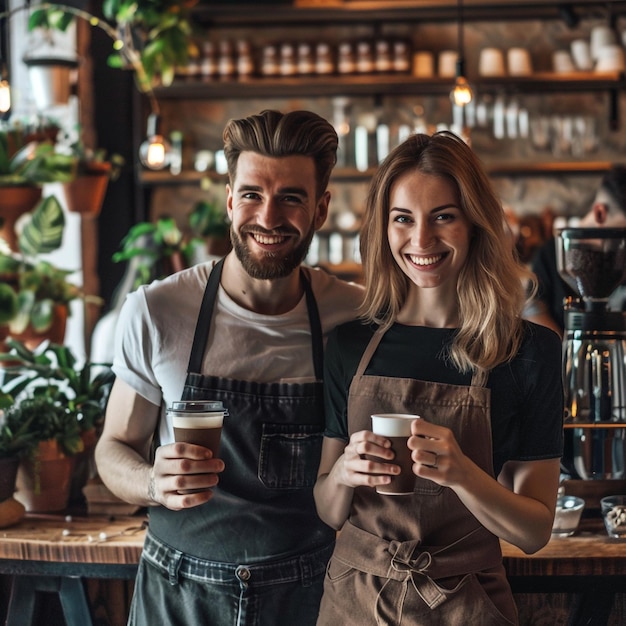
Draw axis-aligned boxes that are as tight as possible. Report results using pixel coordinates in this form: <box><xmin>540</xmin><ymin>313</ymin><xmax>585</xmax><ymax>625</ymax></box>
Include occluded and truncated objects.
<box><xmin>324</xmin><ymin>320</ymin><xmax>564</xmax><ymax>477</ymax></box>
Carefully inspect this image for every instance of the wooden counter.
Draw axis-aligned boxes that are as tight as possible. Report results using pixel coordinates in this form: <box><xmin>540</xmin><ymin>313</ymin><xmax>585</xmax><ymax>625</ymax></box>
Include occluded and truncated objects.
<box><xmin>502</xmin><ymin>518</ymin><xmax>626</xmax><ymax>578</ymax></box>
<box><xmin>0</xmin><ymin>513</ymin><xmax>147</xmax><ymax>567</ymax></box>
<box><xmin>0</xmin><ymin>513</ymin><xmax>624</xmax><ymax>625</ymax></box>
<box><xmin>0</xmin><ymin>513</ymin><xmax>147</xmax><ymax>626</ymax></box>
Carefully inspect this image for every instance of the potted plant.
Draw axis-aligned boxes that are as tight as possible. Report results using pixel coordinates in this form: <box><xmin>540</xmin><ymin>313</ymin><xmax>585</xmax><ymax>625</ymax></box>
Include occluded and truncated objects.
<box><xmin>112</xmin><ymin>216</ymin><xmax>202</xmax><ymax>288</ymax></box>
<box><xmin>0</xmin><ymin>194</ymin><xmax>101</xmax><ymax>349</ymax></box>
<box><xmin>60</xmin><ymin>133</ymin><xmax>125</xmax><ymax>216</ymax></box>
<box><xmin>0</xmin><ymin>338</ymin><xmax>115</xmax><ymax>512</ymax></box>
<box><xmin>0</xmin><ymin>127</ymin><xmax>76</xmax><ymax>251</ymax></box>
<box><xmin>0</xmin><ymin>392</ymin><xmax>37</xmax><ymax>527</ymax></box>
<box><xmin>188</xmin><ymin>196</ymin><xmax>231</xmax><ymax>257</ymax></box>
<box><xmin>28</xmin><ymin>1</ymin><xmax>199</xmax><ymax>90</ymax></box>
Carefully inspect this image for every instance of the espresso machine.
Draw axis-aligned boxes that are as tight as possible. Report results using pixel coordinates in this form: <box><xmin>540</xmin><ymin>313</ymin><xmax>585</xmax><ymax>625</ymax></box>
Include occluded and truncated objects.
<box><xmin>558</xmin><ymin>227</ymin><xmax>626</xmax><ymax>484</ymax></box>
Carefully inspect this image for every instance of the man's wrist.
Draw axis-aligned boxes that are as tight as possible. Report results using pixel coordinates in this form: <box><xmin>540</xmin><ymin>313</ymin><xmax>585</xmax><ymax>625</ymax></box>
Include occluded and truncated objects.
<box><xmin>148</xmin><ymin>468</ymin><xmax>157</xmax><ymax>504</ymax></box>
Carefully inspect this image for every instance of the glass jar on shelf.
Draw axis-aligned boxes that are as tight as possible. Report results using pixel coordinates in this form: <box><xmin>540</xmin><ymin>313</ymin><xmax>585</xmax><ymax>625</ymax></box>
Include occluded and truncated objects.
<box><xmin>201</xmin><ymin>41</ymin><xmax>218</xmax><ymax>79</ymax></box>
<box><xmin>236</xmin><ymin>40</ymin><xmax>255</xmax><ymax>77</ymax></box>
<box><xmin>355</xmin><ymin>41</ymin><xmax>374</xmax><ymax>74</ymax></box>
<box><xmin>375</xmin><ymin>40</ymin><xmax>392</xmax><ymax>74</ymax></box>
<box><xmin>393</xmin><ymin>40</ymin><xmax>411</xmax><ymax>73</ymax></box>
<box><xmin>337</xmin><ymin>42</ymin><xmax>356</xmax><ymax>75</ymax></box>
<box><xmin>315</xmin><ymin>42</ymin><xmax>335</xmax><ymax>75</ymax></box>
<box><xmin>261</xmin><ymin>44</ymin><xmax>279</xmax><ymax>77</ymax></box>
<box><xmin>297</xmin><ymin>43</ymin><xmax>315</xmax><ymax>76</ymax></box>
<box><xmin>218</xmin><ymin>40</ymin><xmax>236</xmax><ymax>79</ymax></box>
<box><xmin>280</xmin><ymin>43</ymin><xmax>297</xmax><ymax>76</ymax></box>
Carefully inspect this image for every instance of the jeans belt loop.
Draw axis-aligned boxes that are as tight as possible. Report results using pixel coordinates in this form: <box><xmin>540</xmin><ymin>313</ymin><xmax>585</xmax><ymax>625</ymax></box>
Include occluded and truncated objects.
<box><xmin>299</xmin><ymin>553</ymin><xmax>313</xmax><ymax>588</ymax></box>
<box><xmin>167</xmin><ymin>548</ymin><xmax>184</xmax><ymax>586</ymax></box>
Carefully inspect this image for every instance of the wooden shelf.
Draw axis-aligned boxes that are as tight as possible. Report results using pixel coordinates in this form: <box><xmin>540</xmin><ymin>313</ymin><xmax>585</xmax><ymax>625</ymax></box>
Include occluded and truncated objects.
<box><xmin>154</xmin><ymin>72</ymin><xmax>624</xmax><ymax>101</ymax></box>
<box><xmin>193</xmin><ymin>1</ymin><xmax>626</xmax><ymax>26</ymax></box>
<box><xmin>138</xmin><ymin>162</ymin><xmax>618</xmax><ymax>187</ymax></box>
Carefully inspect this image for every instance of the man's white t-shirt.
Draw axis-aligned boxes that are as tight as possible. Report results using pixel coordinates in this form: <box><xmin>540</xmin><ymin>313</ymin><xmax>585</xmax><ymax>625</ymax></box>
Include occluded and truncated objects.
<box><xmin>113</xmin><ymin>260</ymin><xmax>364</xmax><ymax>446</ymax></box>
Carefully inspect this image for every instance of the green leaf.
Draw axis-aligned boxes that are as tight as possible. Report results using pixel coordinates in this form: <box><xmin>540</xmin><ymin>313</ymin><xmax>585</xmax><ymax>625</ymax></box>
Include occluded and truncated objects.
<box><xmin>0</xmin><ymin>283</ymin><xmax>18</xmax><ymax>324</ymax></box>
<box><xmin>30</xmin><ymin>299</ymin><xmax>54</xmax><ymax>333</ymax></box>
<box><xmin>19</xmin><ymin>196</ymin><xmax>65</xmax><ymax>257</ymax></box>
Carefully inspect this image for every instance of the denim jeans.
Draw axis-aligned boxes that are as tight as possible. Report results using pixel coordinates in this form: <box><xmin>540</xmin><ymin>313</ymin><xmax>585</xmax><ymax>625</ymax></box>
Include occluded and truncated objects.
<box><xmin>128</xmin><ymin>531</ymin><xmax>333</xmax><ymax>626</ymax></box>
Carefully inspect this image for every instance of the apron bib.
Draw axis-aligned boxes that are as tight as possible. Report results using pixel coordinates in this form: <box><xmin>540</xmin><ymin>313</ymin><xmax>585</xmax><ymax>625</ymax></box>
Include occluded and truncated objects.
<box><xmin>149</xmin><ymin>258</ymin><xmax>335</xmax><ymax>562</ymax></box>
<box><xmin>318</xmin><ymin>327</ymin><xmax>518</xmax><ymax>625</ymax></box>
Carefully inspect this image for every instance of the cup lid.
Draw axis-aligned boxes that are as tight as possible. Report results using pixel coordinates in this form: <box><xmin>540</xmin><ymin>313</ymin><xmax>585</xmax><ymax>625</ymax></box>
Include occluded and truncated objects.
<box><xmin>170</xmin><ymin>400</ymin><xmax>225</xmax><ymax>412</ymax></box>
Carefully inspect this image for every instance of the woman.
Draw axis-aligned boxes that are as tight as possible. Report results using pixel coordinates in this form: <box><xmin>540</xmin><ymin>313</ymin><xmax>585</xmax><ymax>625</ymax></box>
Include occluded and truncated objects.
<box><xmin>314</xmin><ymin>131</ymin><xmax>563</xmax><ymax>625</ymax></box>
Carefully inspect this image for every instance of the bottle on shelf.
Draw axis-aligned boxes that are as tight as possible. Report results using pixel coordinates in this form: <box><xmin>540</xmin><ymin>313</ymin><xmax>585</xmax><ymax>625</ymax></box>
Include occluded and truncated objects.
<box><xmin>280</xmin><ymin>43</ymin><xmax>297</xmax><ymax>77</ymax></box>
<box><xmin>236</xmin><ymin>40</ymin><xmax>255</xmax><ymax>77</ymax></box>
<box><xmin>201</xmin><ymin>41</ymin><xmax>218</xmax><ymax>79</ymax></box>
<box><xmin>375</xmin><ymin>40</ymin><xmax>392</xmax><ymax>74</ymax></box>
<box><xmin>315</xmin><ymin>42</ymin><xmax>335</xmax><ymax>76</ymax></box>
<box><xmin>355</xmin><ymin>41</ymin><xmax>374</xmax><ymax>74</ymax></box>
<box><xmin>337</xmin><ymin>42</ymin><xmax>356</xmax><ymax>75</ymax></box>
<box><xmin>297</xmin><ymin>43</ymin><xmax>315</xmax><ymax>76</ymax></box>
<box><xmin>218</xmin><ymin>40</ymin><xmax>236</xmax><ymax>79</ymax></box>
<box><xmin>261</xmin><ymin>44</ymin><xmax>279</xmax><ymax>77</ymax></box>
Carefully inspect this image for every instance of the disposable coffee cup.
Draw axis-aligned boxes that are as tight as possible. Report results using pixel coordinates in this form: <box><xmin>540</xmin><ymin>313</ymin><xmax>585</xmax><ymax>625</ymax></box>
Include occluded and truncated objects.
<box><xmin>169</xmin><ymin>400</ymin><xmax>228</xmax><ymax>456</ymax></box>
<box><xmin>371</xmin><ymin>413</ymin><xmax>419</xmax><ymax>495</ymax></box>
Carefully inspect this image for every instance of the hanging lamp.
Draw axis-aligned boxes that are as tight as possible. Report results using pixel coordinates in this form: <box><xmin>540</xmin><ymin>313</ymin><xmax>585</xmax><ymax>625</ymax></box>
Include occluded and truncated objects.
<box><xmin>451</xmin><ymin>0</ymin><xmax>473</xmax><ymax>107</ymax></box>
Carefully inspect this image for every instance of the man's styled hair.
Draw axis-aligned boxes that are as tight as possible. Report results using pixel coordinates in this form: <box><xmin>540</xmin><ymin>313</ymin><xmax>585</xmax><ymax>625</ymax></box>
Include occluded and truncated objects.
<box><xmin>223</xmin><ymin>109</ymin><xmax>338</xmax><ymax>199</ymax></box>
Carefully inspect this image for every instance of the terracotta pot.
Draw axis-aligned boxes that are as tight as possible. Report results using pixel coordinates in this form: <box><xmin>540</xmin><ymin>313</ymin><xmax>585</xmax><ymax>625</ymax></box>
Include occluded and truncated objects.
<box><xmin>15</xmin><ymin>440</ymin><xmax>73</xmax><ymax>512</ymax></box>
<box><xmin>63</xmin><ymin>162</ymin><xmax>111</xmax><ymax>215</ymax></box>
<box><xmin>0</xmin><ymin>456</ymin><xmax>20</xmax><ymax>501</ymax></box>
<box><xmin>0</xmin><ymin>186</ymin><xmax>43</xmax><ymax>251</ymax></box>
<box><xmin>2</xmin><ymin>303</ymin><xmax>68</xmax><ymax>352</ymax></box>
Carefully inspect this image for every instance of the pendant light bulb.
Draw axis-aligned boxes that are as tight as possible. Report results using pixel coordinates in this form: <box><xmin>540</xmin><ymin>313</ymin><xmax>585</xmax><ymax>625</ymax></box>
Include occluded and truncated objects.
<box><xmin>450</xmin><ymin>0</ymin><xmax>473</xmax><ymax>108</ymax></box>
<box><xmin>139</xmin><ymin>113</ymin><xmax>171</xmax><ymax>170</ymax></box>
<box><xmin>0</xmin><ymin>79</ymin><xmax>10</xmax><ymax>113</ymax></box>
<box><xmin>451</xmin><ymin>74</ymin><xmax>473</xmax><ymax>107</ymax></box>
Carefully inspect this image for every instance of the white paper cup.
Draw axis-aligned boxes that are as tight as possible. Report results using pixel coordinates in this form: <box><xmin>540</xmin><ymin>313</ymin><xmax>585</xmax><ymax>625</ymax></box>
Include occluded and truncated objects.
<box><xmin>479</xmin><ymin>47</ymin><xmax>506</xmax><ymax>77</ymax></box>
<box><xmin>594</xmin><ymin>45</ymin><xmax>625</xmax><ymax>72</ymax></box>
<box><xmin>590</xmin><ymin>25</ymin><xmax>617</xmax><ymax>61</ymax></box>
<box><xmin>438</xmin><ymin>50</ymin><xmax>458</xmax><ymax>78</ymax></box>
<box><xmin>552</xmin><ymin>50</ymin><xmax>575</xmax><ymax>73</ymax></box>
<box><xmin>370</xmin><ymin>413</ymin><xmax>419</xmax><ymax>495</ymax></box>
<box><xmin>571</xmin><ymin>39</ymin><xmax>593</xmax><ymax>71</ymax></box>
<box><xmin>507</xmin><ymin>47</ymin><xmax>533</xmax><ymax>76</ymax></box>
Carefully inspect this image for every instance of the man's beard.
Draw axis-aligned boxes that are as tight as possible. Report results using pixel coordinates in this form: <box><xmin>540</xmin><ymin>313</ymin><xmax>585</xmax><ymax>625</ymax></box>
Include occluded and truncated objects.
<box><xmin>231</xmin><ymin>224</ymin><xmax>315</xmax><ymax>280</ymax></box>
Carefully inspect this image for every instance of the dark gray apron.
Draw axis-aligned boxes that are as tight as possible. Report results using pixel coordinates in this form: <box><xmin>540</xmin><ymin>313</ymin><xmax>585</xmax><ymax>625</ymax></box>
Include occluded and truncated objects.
<box><xmin>318</xmin><ymin>327</ymin><xmax>518</xmax><ymax>625</ymax></box>
<box><xmin>148</xmin><ymin>258</ymin><xmax>335</xmax><ymax>562</ymax></box>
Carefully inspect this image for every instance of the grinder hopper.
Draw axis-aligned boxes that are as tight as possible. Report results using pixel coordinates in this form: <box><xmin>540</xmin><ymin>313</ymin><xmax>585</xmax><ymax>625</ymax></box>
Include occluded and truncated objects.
<box><xmin>557</xmin><ymin>227</ymin><xmax>626</xmax><ymax>309</ymax></box>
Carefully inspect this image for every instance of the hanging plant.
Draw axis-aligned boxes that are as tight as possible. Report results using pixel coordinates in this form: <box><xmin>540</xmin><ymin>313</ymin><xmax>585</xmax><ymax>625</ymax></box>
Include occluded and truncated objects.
<box><xmin>27</xmin><ymin>1</ymin><xmax>200</xmax><ymax>91</ymax></box>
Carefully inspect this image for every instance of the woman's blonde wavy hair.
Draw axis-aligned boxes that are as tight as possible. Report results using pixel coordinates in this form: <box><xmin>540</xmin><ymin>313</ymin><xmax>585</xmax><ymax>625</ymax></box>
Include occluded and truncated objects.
<box><xmin>359</xmin><ymin>131</ymin><xmax>536</xmax><ymax>372</ymax></box>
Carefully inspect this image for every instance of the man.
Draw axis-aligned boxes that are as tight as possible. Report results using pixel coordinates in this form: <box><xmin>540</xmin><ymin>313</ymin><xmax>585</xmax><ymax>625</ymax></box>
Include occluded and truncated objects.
<box><xmin>95</xmin><ymin>109</ymin><xmax>364</xmax><ymax>625</ymax></box>
<box><xmin>524</xmin><ymin>164</ymin><xmax>626</xmax><ymax>337</ymax></box>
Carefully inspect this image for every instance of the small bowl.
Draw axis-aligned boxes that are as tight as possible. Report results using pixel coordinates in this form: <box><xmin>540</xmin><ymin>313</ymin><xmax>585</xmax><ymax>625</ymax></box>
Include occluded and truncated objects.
<box><xmin>601</xmin><ymin>495</ymin><xmax>626</xmax><ymax>538</ymax></box>
<box><xmin>552</xmin><ymin>495</ymin><xmax>585</xmax><ymax>537</ymax></box>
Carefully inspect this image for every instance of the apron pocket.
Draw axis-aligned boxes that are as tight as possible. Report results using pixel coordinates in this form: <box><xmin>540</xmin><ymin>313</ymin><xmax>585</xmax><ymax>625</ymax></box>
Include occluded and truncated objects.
<box><xmin>258</xmin><ymin>423</ymin><xmax>323</xmax><ymax>489</ymax></box>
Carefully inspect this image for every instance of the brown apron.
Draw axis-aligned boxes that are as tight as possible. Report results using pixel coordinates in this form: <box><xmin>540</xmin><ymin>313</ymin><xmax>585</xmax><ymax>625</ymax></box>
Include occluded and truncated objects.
<box><xmin>317</xmin><ymin>328</ymin><xmax>518</xmax><ymax>626</ymax></box>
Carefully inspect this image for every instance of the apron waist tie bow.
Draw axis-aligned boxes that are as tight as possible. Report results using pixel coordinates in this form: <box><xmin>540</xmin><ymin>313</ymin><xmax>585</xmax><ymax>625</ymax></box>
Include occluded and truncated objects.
<box><xmin>375</xmin><ymin>542</ymin><xmax>446</xmax><ymax>625</ymax></box>
<box><xmin>334</xmin><ymin>522</ymin><xmax>503</xmax><ymax>625</ymax></box>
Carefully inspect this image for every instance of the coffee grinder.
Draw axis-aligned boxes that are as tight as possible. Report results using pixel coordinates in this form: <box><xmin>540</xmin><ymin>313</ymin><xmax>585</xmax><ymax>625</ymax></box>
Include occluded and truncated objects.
<box><xmin>557</xmin><ymin>227</ymin><xmax>626</xmax><ymax>487</ymax></box>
